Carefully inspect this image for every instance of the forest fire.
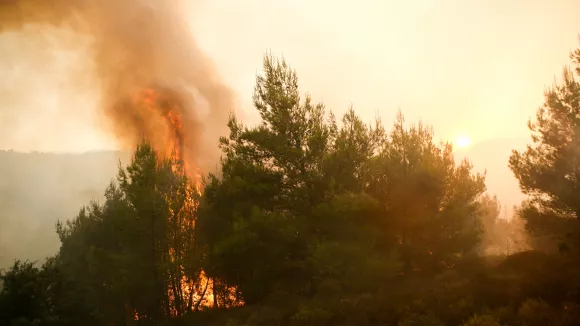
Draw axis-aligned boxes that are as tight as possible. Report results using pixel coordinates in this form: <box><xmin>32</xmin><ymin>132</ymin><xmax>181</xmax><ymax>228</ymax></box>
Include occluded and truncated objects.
<box><xmin>0</xmin><ymin>0</ymin><xmax>245</xmax><ymax>322</ymax></box>
<box><xmin>137</xmin><ymin>87</ymin><xmax>189</xmax><ymax>176</ymax></box>
<box><xmin>132</xmin><ymin>87</ymin><xmax>241</xmax><ymax>314</ymax></box>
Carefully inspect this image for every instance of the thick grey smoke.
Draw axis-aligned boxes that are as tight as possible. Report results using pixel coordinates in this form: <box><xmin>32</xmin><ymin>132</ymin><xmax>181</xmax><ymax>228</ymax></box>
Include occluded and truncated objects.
<box><xmin>0</xmin><ymin>0</ymin><xmax>235</xmax><ymax>174</ymax></box>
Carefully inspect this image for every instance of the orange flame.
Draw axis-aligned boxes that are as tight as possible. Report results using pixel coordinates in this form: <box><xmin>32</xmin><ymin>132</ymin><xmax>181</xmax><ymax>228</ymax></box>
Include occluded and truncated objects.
<box><xmin>137</xmin><ymin>87</ymin><xmax>188</xmax><ymax>174</ymax></box>
<box><xmin>130</xmin><ymin>87</ymin><xmax>242</xmax><ymax>319</ymax></box>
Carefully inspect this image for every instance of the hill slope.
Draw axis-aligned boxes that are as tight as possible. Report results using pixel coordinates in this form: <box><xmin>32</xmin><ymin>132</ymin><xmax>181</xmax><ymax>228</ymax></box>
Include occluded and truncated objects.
<box><xmin>0</xmin><ymin>150</ymin><xmax>130</xmax><ymax>269</ymax></box>
<box><xmin>0</xmin><ymin>139</ymin><xmax>530</xmax><ymax>269</ymax></box>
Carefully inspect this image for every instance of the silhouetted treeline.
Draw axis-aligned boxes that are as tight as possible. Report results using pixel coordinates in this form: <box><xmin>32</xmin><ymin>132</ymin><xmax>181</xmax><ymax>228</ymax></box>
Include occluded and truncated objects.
<box><xmin>3</xmin><ymin>42</ymin><xmax>580</xmax><ymax>325</ymax></box>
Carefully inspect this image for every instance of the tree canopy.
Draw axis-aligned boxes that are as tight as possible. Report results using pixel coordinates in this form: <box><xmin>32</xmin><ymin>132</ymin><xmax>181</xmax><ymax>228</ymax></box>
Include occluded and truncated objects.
<box><xmin>510</xmin><ymin>41</ymin><xmax>580</xmax><ymax>254</ymax></box>
<box><xmin>4</xmin><ymin>43</ymin><xmax>580</xmax><ymax>325</ymax></box>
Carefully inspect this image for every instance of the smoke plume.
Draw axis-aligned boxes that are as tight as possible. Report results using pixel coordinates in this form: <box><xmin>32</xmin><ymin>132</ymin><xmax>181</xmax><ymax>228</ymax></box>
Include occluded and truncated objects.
<box><xmin>0</xmin><ymin>0</ymin><xmax>235</xmax><ymax>176</ymax></box>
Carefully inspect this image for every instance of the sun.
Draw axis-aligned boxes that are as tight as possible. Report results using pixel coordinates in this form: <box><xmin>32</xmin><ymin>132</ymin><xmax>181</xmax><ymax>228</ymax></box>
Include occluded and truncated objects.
<box><xmin>455</xmin><ymin>134</ymin><xmax>472</xmax><ymax>149</ymax></box>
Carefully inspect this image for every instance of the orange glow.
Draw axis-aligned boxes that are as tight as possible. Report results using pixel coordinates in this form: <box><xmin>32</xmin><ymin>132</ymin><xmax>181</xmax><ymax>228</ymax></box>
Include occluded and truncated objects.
<box><xmin>131</xmin><ymin>87</ymin><xmax>241</xmax><ymax>319</ymax></box>
<box><xmin>136</xmin><ymin>87</ymin><xmax>189</xmax><ymax>175</ymax></box>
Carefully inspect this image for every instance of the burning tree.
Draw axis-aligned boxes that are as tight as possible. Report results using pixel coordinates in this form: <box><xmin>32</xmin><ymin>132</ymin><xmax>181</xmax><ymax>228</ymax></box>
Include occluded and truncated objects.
<box><xmin>129</xmin><ymin>86</ymin><xmax>203</xmax><ymax>179</ymax></box>
<box><xmin>55</xmin><ymin>142</ymin><xmax>204</xmax><ymax>323</ymax></box>
<box><xmin>54</xmin><ymin>138</ymin><xmax>243</xmax><ymax>324</ymax></box>
<box><xmin>54</xmin><ymin>86</ymin><xmax>240</xmax><ymax>324</ymax></box>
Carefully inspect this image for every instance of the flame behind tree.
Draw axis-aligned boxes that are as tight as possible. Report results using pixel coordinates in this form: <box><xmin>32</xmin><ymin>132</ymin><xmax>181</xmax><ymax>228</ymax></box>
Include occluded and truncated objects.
<box><xmin>127</xmin><ymin>90</ymin><xmax>240</xmax><ymax>317</ymax></box>
<box><xmin>134</xmin><ymin>87</ymin><xmax>201</xmax><ymax>178</ymax></box>
<box><xmin>55</xmin><ymin>141</ymin><xmax>242</xmax><ymax>324</ymax></box>
<box><xmin>126</xmin><ymin>89</ymin><xmax>242</xmax><ymax>315</ymax></box>
<box><xmin>1</xmin><ymin>0</ymin><xmax>242</xmax><ymax>319</ymax></box>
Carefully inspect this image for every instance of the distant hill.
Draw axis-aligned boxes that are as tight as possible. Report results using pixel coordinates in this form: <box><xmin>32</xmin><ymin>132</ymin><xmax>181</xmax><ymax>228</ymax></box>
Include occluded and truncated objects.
<box><xmin>0</xmin><ymin>150</ymin><xmax>130</xmax><ymax>269</ymax></box>
<box><xmin>454</xmin><ymin>137</ymin><xmax>530</xmax><ymax>215</ymax></box>
<box><xmin>0</xmin><ymin>139</ymin><xmax>532</xmax><ymax>269</ymax></box>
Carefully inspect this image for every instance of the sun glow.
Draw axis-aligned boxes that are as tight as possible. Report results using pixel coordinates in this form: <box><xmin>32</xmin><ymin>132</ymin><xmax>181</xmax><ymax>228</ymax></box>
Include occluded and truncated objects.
<box><xmin>455</xmin><ymin>134</ymin><xmax>472</xmax><ymax>149</ymax></box>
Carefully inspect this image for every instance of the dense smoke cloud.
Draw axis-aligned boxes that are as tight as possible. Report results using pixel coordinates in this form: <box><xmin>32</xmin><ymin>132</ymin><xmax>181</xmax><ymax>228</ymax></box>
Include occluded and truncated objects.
<box><xmin>0</xmin><ymin>0</ymin><xmax>235</xmax><ymax>175</ymax></box>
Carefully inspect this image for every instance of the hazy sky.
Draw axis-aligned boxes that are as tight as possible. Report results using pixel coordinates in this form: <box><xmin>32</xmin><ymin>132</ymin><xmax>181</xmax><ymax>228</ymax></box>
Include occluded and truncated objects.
<box><xmin>187</xmin><ymin>0</ymin><xmax>580</xmax><ymax>144</ymax></box>
<box><xmin>1</xmin><ymin>0</ymin><xmax>580</xmax><ymax>152</ymax></box>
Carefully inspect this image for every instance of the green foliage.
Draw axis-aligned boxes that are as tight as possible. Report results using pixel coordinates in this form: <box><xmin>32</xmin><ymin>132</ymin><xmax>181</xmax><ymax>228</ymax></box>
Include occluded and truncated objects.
<box><xmin>509</xmin><ymin>40</ymin><xmax>580</xmax><ymax>253</ymax></box>
<box><xmin>198</xmin><ymin>55</ymin><xmax>487</xmax><ymax>313</ymax></box>
<box><xmin>370</xmin><ymin>113</ymin><xmax>486</xmax><ymax>273</ymax></box>
<box><xmin>290</xmin><ymin>306</ymin><xmax>332</xmax><ymax>326</ymax></box>
<box><xmin>517</xmin><ymin>299</ymin><xmax>554</xmax><ymax>326</ymax></box>
<box><xmin>53</xmin><ymin>142</ymin><xmax>205</xmax><ymax>324</ymax></box>
<box><xmin>243</xmin><ymin>305</ymin><xmax>284</xmax><ymax>326</ymax></box>
<box><xmin>397</xmin><ymin>313</ymin><xmax>445</xmax><ymax>326</ymax></box>
<box><xmin>0</xmin><ymin>260</ymin><xmax>44</xmax><ymax>325</ymax></box>
<box><xmin>462</xmin><ymin>314</ymin><xmax>500</xmax><ymax>326</ymax></box>
<box><xmin>9</xmin><ymin>43</ymin><xmax>580</xmax><ymax>325</ymax></box>
<box><xmin>0</xmin><ymin>258</ymin><xmax>94</xmax><ymax>326</ymax></box>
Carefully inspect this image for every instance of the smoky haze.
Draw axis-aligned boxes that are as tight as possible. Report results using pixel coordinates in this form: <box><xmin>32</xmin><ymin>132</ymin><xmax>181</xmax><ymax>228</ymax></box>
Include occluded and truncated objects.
<box><xmin>0</xmin><ymin>0</ymin><xmax>235</xmax><ymax>173</ymax></box>
<box><xmin>0</xmin><ymin>0</ymin><xmax>236</xmax><ymax>268</ymax></box>
<box><xmin>0</xmin><ymin>150</ymin><xmax>131</xmax><ymax>268</ymax></box>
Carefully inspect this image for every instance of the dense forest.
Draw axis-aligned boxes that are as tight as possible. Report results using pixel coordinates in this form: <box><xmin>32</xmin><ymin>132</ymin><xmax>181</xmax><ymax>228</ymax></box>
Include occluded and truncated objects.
<box><xmin>2</xmin><ymin>42</ymin><xmax>580</xmax><ymax>325</ymax></box>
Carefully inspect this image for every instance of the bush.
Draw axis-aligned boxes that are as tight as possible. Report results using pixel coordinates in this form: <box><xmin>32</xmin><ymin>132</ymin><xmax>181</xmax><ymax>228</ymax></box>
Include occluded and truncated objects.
<box><xmin>397</xmin><ymin>313</ymin><xmax>445</xmax><ymax>326</ymax></box>
<box><xmin>518</xmin><ymin>299</ymin><xmax>554</xmax><ymax>326</ymax></box>
<box><xmin>462</xmin><ymin>314</ymin><xmax>500</xmax><ymax>326</ymax></box>
<box><xmin>290</xmin><ymin>306</ymin><xmax>332</xmax><ymax>326</ymax></box>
